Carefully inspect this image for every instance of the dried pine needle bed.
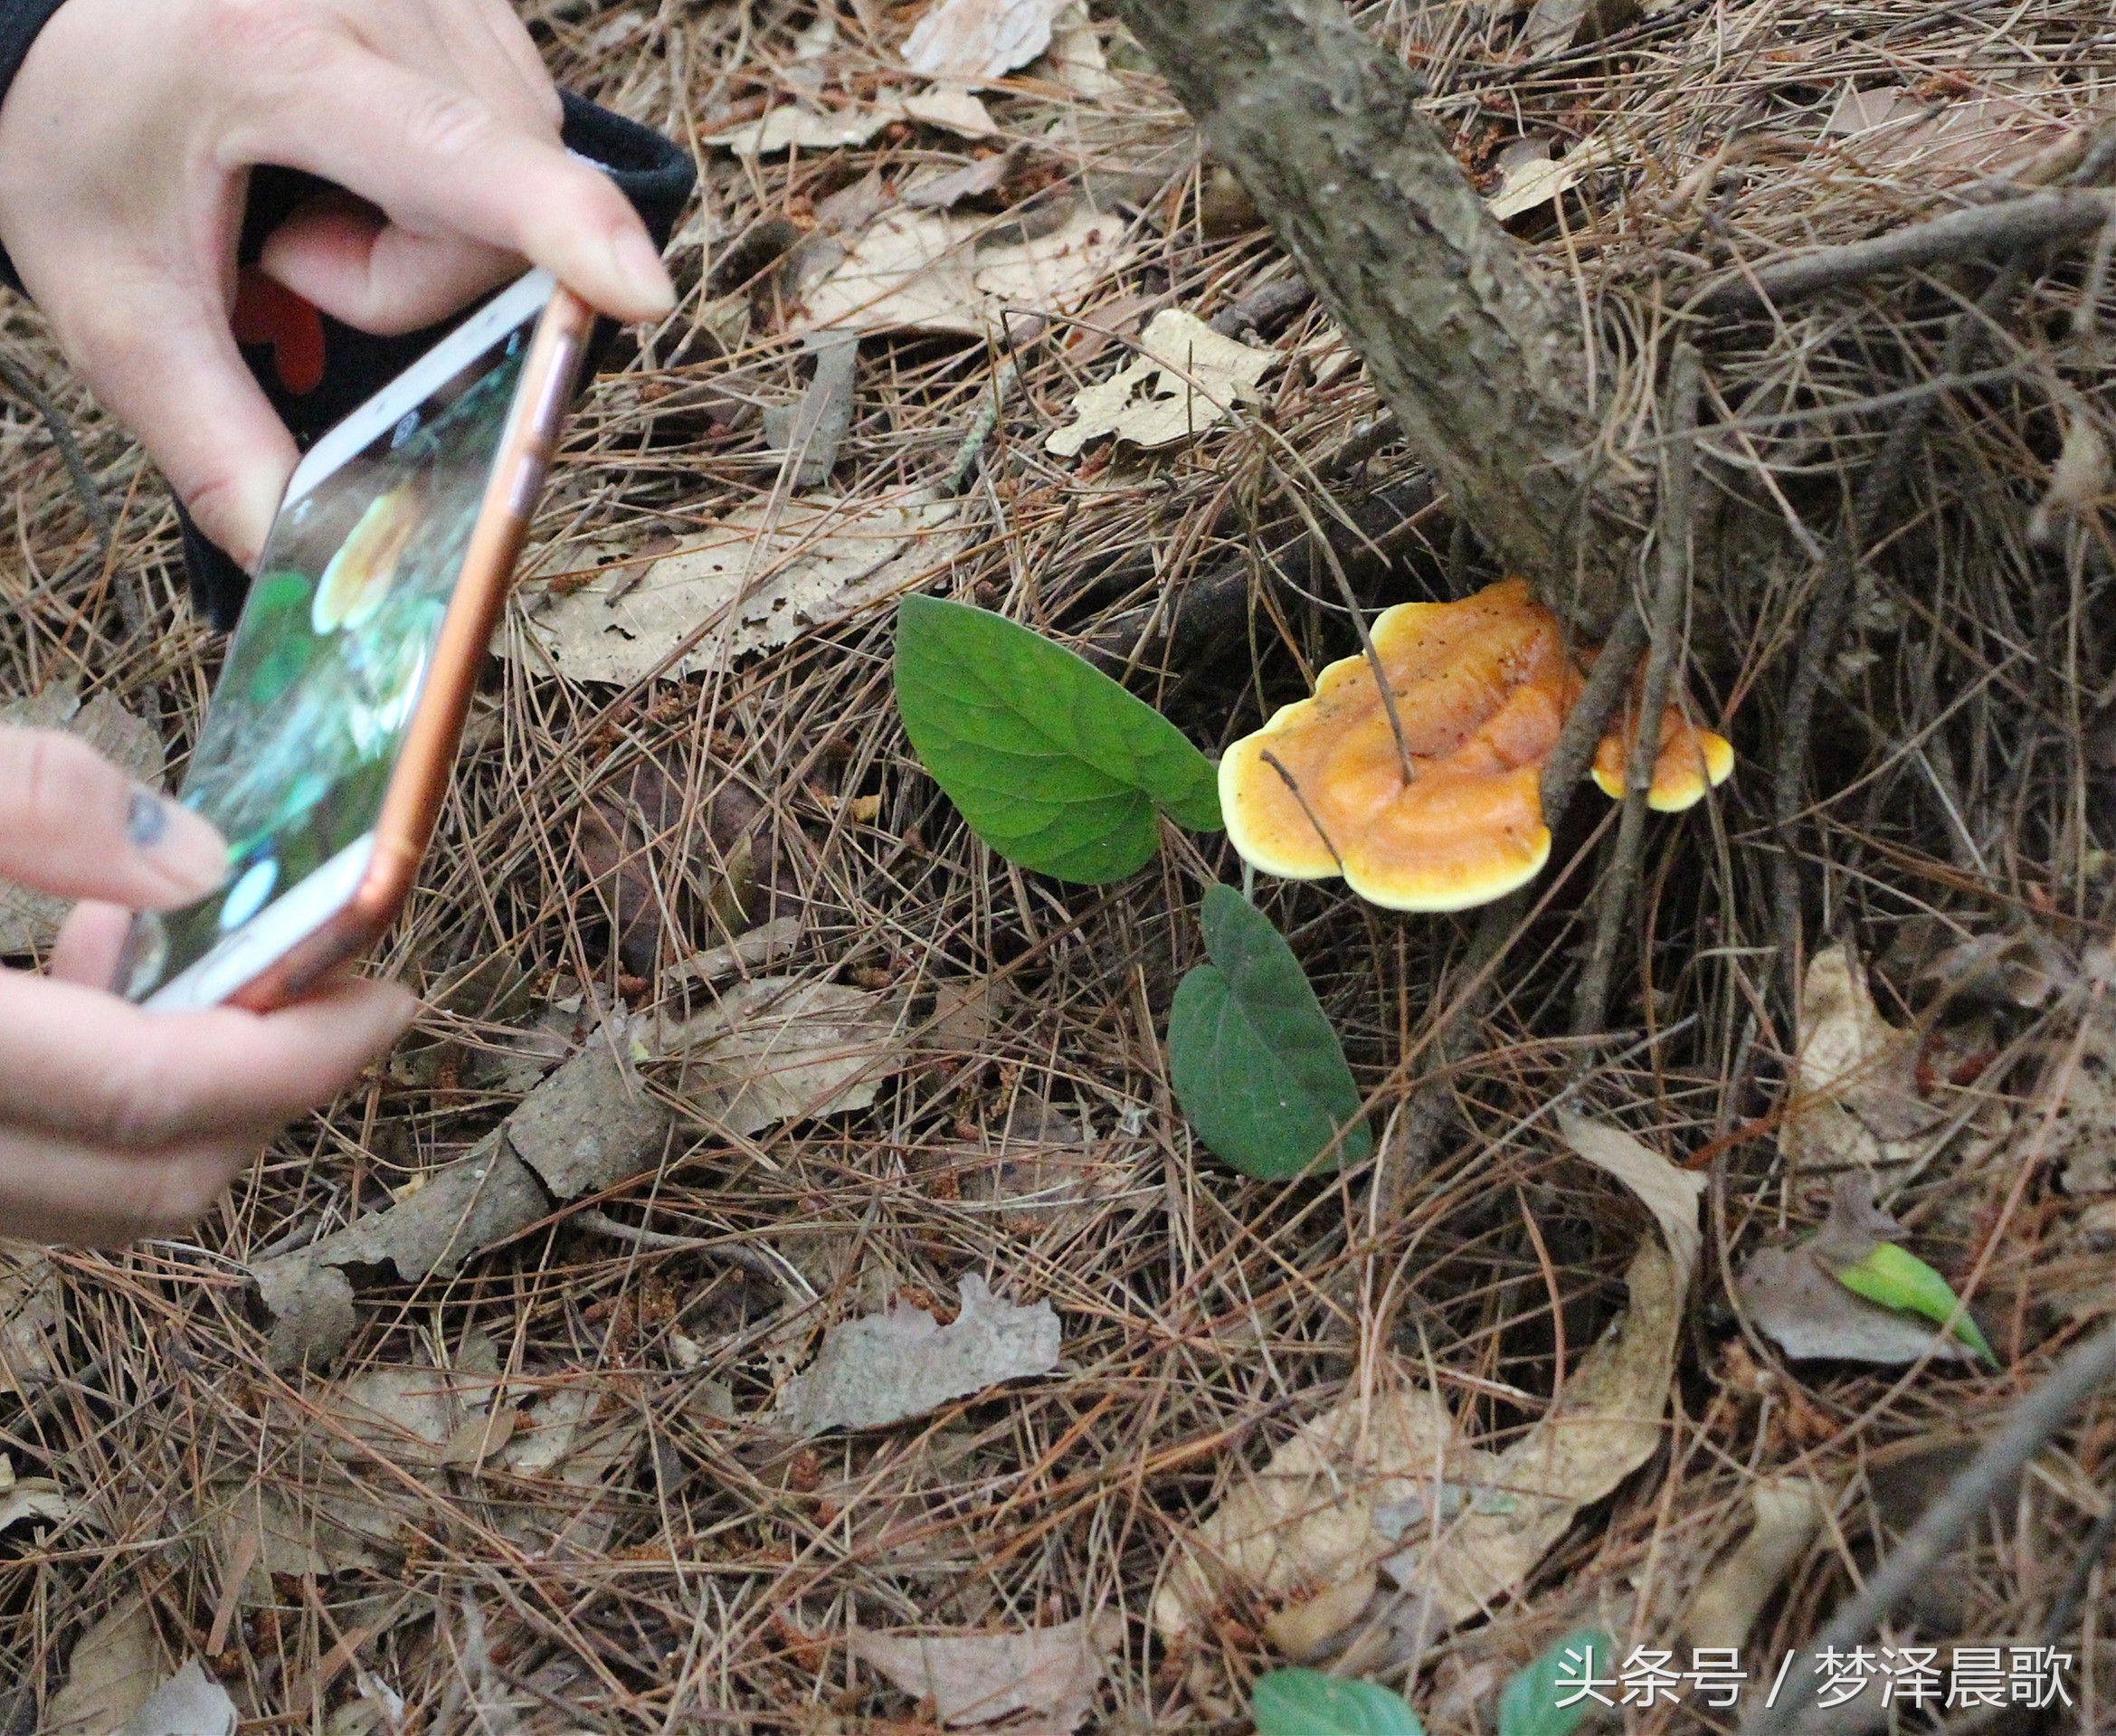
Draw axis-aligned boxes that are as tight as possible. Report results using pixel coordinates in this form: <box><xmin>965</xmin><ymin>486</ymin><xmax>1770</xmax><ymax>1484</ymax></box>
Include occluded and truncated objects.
<box><xmin>3</xmin><ymin>0</ymin><xmax>2116</xmax><ymax>1730</ymax></box>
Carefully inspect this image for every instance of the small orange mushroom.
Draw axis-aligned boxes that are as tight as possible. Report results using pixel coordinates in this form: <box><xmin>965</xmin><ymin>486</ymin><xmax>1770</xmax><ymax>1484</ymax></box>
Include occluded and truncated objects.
<box><xmin>1219</xmin><ymin>578</ymin><xmax>1732</xmax><ymax>912</ymax></box>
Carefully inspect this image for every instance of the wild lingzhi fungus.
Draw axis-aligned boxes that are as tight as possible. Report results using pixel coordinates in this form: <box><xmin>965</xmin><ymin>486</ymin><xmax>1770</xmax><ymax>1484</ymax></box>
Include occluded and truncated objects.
<box><xmin>1219</xmin><ymin>578</ymin><xmax>1732</xmax><ymax>912</ymax></box>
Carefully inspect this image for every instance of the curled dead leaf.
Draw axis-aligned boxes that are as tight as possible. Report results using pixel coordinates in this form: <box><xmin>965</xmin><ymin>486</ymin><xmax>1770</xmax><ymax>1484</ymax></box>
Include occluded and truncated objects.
<box><xmin>1155</xmin><ymin>1108</ymin><xmax>1700</xmax><ymax>1647</ymax></box>
<box><xmin>1683</xmin><ymin>1478</ymin><xmax>1828</xmax><ymax>1652</ymax></box>
<box><xmin>572</xmin><ymin>758</ymin><xmax>778</xmax><ymax>977</ymax></box>
<box><xmin>1046</xmin><ymin>309</ymin><xmax>1277</xmax><ymax>456</ymax></box>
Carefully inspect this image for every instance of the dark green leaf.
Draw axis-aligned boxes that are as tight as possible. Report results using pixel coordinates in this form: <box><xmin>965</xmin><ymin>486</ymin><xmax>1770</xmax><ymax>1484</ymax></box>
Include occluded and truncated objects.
<box><xmin>1252</xmin><ymin>1670</ymin><xmax>1424</xmax><ymax>1736</ymax></box>
<box><xmin>1499</xmin><ymin>1628</ymin><xmax>1618</xmax><ymax>1736</ymax></box>
<box><xmin>893</xmin><ymin>595</ymin><xmax>1220</xmax><ymax>882</ymax></box>
<box><xmin>1168</xmin><ymin>886</ymin><xmax>1371</xmax><ymax>1178</ymax></box>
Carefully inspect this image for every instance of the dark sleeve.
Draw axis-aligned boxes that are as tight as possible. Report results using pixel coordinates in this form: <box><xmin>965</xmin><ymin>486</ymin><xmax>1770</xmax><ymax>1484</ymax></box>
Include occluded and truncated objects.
<box><xmin>0</xmin><ymin>0</ymin><xmax>72</xmax><ymax>292</ymax></box>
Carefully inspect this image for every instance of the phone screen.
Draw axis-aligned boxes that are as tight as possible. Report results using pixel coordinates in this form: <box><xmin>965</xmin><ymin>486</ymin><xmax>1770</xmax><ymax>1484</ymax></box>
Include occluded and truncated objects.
<box><xmin>124</xmin><ymin>295</ymin><xmax>543</xmax><ymax>1005</ymax></box>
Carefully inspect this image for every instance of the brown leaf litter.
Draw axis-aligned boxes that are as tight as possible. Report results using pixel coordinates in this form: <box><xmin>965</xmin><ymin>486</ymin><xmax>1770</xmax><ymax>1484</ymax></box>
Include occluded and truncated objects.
<box><xmin>8</xmin><ymin>0</ymin><xmax>2116</xmax><ymax>1724</ymax></box>
<box><xmin>1153</xmin><ymin>1114</ymin><xmax>1702</xmax><ymax>1647</ymax></box>
<box><xmin>850</xmin><ymin>1611</ymin><xmax>1123</xmax><ymax>1736</ymax></box>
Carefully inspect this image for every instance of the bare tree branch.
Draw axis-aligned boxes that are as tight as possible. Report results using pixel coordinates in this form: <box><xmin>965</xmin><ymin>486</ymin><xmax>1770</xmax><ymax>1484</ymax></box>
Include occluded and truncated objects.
<box><xmin>1109</xmin><ymin>0</ymin><xmax>1647</xmax><ymax>635</ymax></box>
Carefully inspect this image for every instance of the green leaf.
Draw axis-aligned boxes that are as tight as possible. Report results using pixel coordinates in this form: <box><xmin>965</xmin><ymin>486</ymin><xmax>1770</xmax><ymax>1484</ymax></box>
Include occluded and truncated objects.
<box><xmin>1499</xmin><ymin>1628</ymin><xmax>1618</xmax><ymax>1736</ymax></box>
<box><xmin>893</xmin><ymin>595</ymin><xmax>1221</xmax><ymax>882</ymax></box>
<box><xmin>1830</xmin><ymin>1241</ymin><xmax>1997</xmax><ymax>1365</ymax></box>
<box><xmin>1252</xmin><ymin>1670</ymin><xmax>1424</xmax><ymax>1736</ymax></box>
<box><xmin>1168</xmin><ymin>886</ymin><xmax>1371</xmax><ymax>1178</ymax></box>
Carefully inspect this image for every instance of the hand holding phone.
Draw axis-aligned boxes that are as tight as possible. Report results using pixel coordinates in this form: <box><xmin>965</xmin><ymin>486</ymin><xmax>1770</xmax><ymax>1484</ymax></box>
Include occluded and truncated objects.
<box><xmin>0</xmin><ymin>0</ymin><xmax>674</xmax><ymax>573</ymax></box>
<box><xmin>0</xmin><ymin>727</ymin><xmax>411</xmax><ymax>1244</ymax></box>
<box><xmin>126</xmin><ymin>270</ymin><xmax>593</xmax><ymax>1011</ymax></box>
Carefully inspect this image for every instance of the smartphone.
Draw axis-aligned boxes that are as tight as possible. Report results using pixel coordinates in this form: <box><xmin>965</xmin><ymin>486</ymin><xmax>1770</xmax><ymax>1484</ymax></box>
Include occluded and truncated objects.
<box><xmin>123</xmin><ymin>270</ymin><xmax>593</xmax><ymax>1012</ymax></box>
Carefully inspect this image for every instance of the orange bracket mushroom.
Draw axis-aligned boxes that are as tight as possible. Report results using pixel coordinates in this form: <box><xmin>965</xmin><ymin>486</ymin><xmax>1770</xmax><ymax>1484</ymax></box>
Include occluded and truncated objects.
<box><xmin>1219</xmin><ymin>578</ymin><xmax>1732</xmax><ymax>912</ymax></box>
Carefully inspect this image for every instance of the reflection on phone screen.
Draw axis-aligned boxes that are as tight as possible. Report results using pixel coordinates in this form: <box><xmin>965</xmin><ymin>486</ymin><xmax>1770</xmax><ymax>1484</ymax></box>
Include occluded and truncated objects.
<box><xmin>123</xmin><ymin>315</ymin><xmax>536</xmax><ymax>1003</ymax></box>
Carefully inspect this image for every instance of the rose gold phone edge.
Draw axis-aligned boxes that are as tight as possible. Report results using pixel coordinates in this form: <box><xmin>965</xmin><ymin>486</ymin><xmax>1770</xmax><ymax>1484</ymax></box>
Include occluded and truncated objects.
<box><xmin>221</xmin><ymin>286</ymin><xmax>596</xmax><ymax>1013</ymax></box>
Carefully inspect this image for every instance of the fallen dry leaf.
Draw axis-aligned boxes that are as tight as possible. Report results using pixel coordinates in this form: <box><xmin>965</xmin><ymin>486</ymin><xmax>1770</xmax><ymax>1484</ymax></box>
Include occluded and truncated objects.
<box><xmin>1046</xmin><ymin>0</ymin><xmax>1117</xmax><ymax>99</ymax></box>
<box><xmin>796</xmin><ymin>201</ymin><xmax>1132</xmax><ymax>339</ymax></box>
<box><xmin>707</xmin><ymin>91</ymin><xmax>1003</xmax><ymax>156</ymax></box>
<box><xmin>463</xmin><ymin>1001</ymin><xmax>581</xmax><ymax>1096</ymax></box>
<box><xmin>496</xmin><ymin>1385</ymin><xmax>643</xmax><ymax>1558</ymax></box>
<box><xmin>0</xmin><ymin>686</ymin><xmax>162</xmax><ymax>953</ymax></box>
<box><xmin>511</xmin><ymin>493</ymin><xmax>957</xmax><ymax>688</ymax></box>
<box><xmin>849</xmin><ymin>1611</ymin><xmax>1121</xmax><ymax>1733</ymax></box>
<box><xmin>1896</xmin><ymin>923</ymin><xmax>2074</xmax><ymax>1012</ymax></box>
<box><xmin>0</xmin><ymin>1468</ymin><xmax>78</xmax><ymax>1533</ymax></box>
<box><xmin>1683</xmin><ymin>1477</ymin><xmax>1828</xmax><ymax>1651</ymax></box>
<box><xmin>1156</xmin><ymin>1109</ymin><xmax>1701</xmax><ymax>1645</ymax></box>
<box><xmin>905</xmin><ymin>147</ymin><xmax>1027</xmax><ymax>212</ymax></box>
<box><xmin>47</xmin><ymin>1598</ymin><xmax>163</xmax><ymax>1736</ymax></box>
<box><xmin>574</xmin><ymin>757</ymin><xmax>775</xmax><ymax>975</ymax></box>
<box><xmin>1736</xmin><ymin>1173</ymin><xmax>1978</xmax><ymax>1364</ymax></box>
<box><xmin>900</xmin><ymin>89</ymin><xmax>1000</xmax><ymax>137</ymax></box>
<box><xmin>1046</xmin><ymin>308</ymin><xmax>1277</xmax><ymax>456</ymax></box>
<box><xmin>925</xmin><ymin>973</ymin><xmax>1013</xmax><ymax>1057</ymax></box>
<box><xmin>902</xmin><ymin>0</ymin><xmax>1067</xmax><ymax>83</ymax></box>
<box><xmin>1262</xmin><ymin>1570</ymin><xmax>1380</xmax><ymax>1663</ymax></box>
<box><xmin>2031</xmin><ymin>1012</ymin><xmax>2116</xmax><ymax>1196</ymax></box>
<box><xmin>2030</xmin><ymin>401</ymin><xmax>2111</xmax><ymax>545</ymax></box>
<box><xmin>662</xmin><ymin>914</ymin><xmax>803</xmax><ymax>994</ymax></box>
<box><xmin>663</xmin><ymin>976</ymin><xmax>904</xmax><ymax>1137</ymax></box>
<box><xmin>111</xmin><ymin>1660</ymin><xmax>237</xmax><ymax>1736</ymax></box>
<box><xmin>441</xmin><ymin>1404</ymin><xmax>519</xmax><ymax>1469</ymax></box>
<box><xmin>2045</xmin><ymin>1199</ymin><xmax>2116</xmax><ymax>1320</ymax></box>
<box><xmin>761</xmin><ymin>328</ymin><xmax>859</xmax><ymax>489</ymax></box>
<box><xmin>1784</xmin><ymin>943</ymin><xmax>1946</xmax><ymax>1173</ymax></box>
<box><xmin>1823</xmin><ymin>77</ymin><xmax>2070</xmax><ymax>180</ymax></box>
<box><xmin>705</xmin><ymin>103</ymin><xmax>893</xmax><ymax>155</ymax></box>
<box><xmin>775</xmin><ymin>1274</ymin><xmax>1060</xmax><ymax>1436</ymax></box>
<box><xmin>1556</xmin><ymin>1109</ymin><xmax>1705</xmax><ymax>1276</ymax></box>
<box><xmin>1379</xmin><ymin>1229</ymin><xmax>1689</xmax><ymax>1621</ymax></box>
<box><xmin>1152</xmin><ymin>1383</ymin><xmax>1485</xmax><ymax>1645</ymax></box>
<box><xmin>1519</xmin><ymin>0</ymin><xmax>1589</xmax><ymax>54</ymax></box>
<box><xmin>1486</xmin><ymin>136</ymin><xmax>1619</xmax><ymax>222</ymax></box>
<box><xmin>936</xmin><ymin>1089</ymin><xmax>1119</xmax><ymax>1231</ymax></box>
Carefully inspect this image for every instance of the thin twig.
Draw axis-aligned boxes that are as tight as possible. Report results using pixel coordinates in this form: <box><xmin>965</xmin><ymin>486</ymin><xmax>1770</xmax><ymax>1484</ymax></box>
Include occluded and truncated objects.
<box><xmin>573</xmin><ymin>1206</ymin><xmax>815</xmax><ymax>1303</ymax></box>
<box><xmin>1541</xmin><ymin>605</ymin><xmax>1648</xmax><ymax>819</ymax></box>
<box><xmin>943</xmin><ymin>350</ymin><xmax>1022</xmax><ymax>496</ymax></box>
<box><xmin>1573</xmin><ymin>343</ymin><xmax>1701</xmax><ymax>1040</ymax></box>
<box><xmin>1689</xmin><ymin>187</ymin><xmax>2116</xmax><ymax>318</ymax></box>
<box><xmin>1740</xmin><ymin>1317</ymin><xmax>2116</xmax><ymax>1736</ymax></box>
<box><xmin>0</xmin><ymin>352</ymin><xmax>111</xmax><ymax>553</ymax></box>
<box><xmin>1286</xmin><ymin>484</ymin><xmax>1419</xmax><ymax>783</ymax></box>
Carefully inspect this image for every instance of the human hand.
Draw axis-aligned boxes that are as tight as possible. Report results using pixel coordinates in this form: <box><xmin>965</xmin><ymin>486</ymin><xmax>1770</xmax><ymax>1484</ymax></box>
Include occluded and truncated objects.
<box><xmin>0</xmin><ymin>0</ymin><xmax>676</xmax><ymax>572</ymax></box>
<box><xmin>0</xmin><ymin>726</ymin><xmax>413</xmax><ymax>1245</ymax></box>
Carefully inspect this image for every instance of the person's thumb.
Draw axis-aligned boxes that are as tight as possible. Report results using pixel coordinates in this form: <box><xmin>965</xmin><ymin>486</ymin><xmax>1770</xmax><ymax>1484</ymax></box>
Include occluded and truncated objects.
<box><xmin>66</xmin><ymin>283</ymin><xmax>298</xmax><ymax>572</ymax></box>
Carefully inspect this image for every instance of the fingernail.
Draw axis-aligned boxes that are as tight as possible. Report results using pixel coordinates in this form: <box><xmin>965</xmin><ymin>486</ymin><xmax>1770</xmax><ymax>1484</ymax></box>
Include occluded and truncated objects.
<box><xmin>129</xmin><ymin>790</ymin><xmax>229</xmax><ymax>896</ymax></box>
<box><xmin>609</xmin><ymin>229</ymin><xmax>676</xmax><ymax>316</ymax></box>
